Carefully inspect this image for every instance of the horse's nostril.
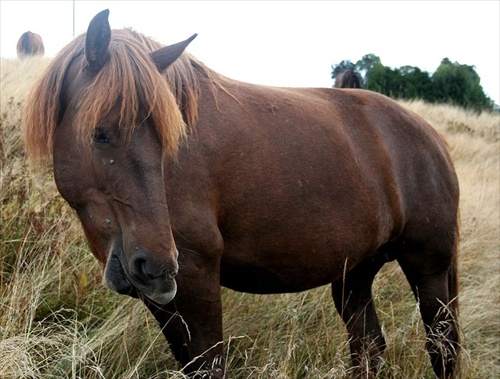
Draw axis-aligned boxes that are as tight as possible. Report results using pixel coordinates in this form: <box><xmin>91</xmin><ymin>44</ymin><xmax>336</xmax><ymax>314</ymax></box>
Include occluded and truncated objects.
<box><xmin>131</xmin><ymin>252</ymin><xmax>178</xmax><ymax>282</ymax></box>
<box><xmin>132</xmin><ymin>255</ymin><xmax>150</xmax><ymax>279</ymax></box>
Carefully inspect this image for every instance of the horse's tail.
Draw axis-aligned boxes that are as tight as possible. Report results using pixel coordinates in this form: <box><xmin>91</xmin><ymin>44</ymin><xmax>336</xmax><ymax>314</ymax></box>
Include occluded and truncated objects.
<box><xmin>448</xmin><ymin>211</ymin><xmax>461</xmax><ymax>375</ymax></box>
<box><xmin>449</xmin><ymin>212</ymin><xmax>460</xmax><ymax>318</ymax></box>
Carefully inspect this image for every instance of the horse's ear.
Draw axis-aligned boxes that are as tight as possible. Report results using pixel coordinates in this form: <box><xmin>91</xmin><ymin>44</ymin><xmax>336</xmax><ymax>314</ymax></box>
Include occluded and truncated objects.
<box><xmin>85</xmin><ymin>9</ymin><xmax>111</xmax><ymax>74</ymax></box>
<box><xmin>150</xmin><ymin>34</ymin><xmax>197</xmax><ymax>72</ymax></box>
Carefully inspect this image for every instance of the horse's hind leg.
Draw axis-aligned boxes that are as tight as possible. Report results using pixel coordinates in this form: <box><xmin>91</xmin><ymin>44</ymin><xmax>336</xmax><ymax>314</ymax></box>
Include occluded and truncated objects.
<box><xmin>397</xmin><ymin>238</ymin><xmax>460</xmax><ymax>379</ymax></box>
<box><xmin>332</xmin><ymin>257</ymin><xmax>387</xmax><ymax>379</ymax></box>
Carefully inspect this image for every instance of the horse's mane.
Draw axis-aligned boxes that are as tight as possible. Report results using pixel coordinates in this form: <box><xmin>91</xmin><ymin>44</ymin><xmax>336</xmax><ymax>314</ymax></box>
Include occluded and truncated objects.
<box><xmin>23</xmin><ymin>28</ymin><xmax>223</xmax><ymax>164</ymax></box>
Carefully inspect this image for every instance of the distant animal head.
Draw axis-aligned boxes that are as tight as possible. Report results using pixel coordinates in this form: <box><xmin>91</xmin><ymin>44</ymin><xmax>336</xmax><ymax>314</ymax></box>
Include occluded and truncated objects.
<box><xmin>17</xmin><ymin>31</ymin><xmax>45</xmax><ymax>58</ymax></box>
<box><xmin>335</xmin><ymin>69</ymin><xmax>362</xmax><ymax>89</ymax></box>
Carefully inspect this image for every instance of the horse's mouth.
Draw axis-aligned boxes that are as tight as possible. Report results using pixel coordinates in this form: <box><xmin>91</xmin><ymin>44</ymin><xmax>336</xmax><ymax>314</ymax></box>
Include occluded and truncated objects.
<box><xmin>103</xmin><ymin>253</ymin><xmax>177</xmax><ymax>304</ymax></box>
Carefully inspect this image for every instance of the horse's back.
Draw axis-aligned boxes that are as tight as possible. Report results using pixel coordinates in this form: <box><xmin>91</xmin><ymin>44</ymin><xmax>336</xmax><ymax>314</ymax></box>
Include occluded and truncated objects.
<box><xmin>203</xmin><ymin>82</ymin><xmax>457</xmax><ymax>213</ymax></box>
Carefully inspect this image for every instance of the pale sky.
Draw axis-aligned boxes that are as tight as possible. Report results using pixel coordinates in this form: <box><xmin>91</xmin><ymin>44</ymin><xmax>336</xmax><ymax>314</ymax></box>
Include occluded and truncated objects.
<box><xmin>1</xmin><ymin>1</ymin><xmax>499</xmax><ymax>105</ymax></box>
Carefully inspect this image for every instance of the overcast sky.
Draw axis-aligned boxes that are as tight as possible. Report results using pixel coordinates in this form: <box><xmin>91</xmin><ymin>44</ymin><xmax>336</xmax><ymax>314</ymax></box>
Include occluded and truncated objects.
<box><xmin>1</xmin><ymin>1</ymin><xmax>499</xmax><ymax>105</ymax></box>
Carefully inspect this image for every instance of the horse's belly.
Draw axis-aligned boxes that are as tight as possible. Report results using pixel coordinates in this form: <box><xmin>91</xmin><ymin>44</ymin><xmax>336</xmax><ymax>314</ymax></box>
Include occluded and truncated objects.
<box><xmin>217</xmin><ymin>199</ymin><xmax>389</xmax><ymax>293</ymax></box>
<box><xmin>220</xmin><ymin>261</ymin><xmax>333</xmax><ymax>294</ymax></box>
<box><xmin>219</xmin><ymin>242</ymin><xmax>359</xmax><ymax>294</ymax></box>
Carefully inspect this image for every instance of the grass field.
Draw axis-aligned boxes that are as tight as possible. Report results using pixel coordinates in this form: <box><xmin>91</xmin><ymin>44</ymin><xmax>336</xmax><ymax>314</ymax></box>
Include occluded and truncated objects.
<box><xmin>1</xmin><ymin>57</ymin><xmax>499</xmax><ymax>378</ymax></box>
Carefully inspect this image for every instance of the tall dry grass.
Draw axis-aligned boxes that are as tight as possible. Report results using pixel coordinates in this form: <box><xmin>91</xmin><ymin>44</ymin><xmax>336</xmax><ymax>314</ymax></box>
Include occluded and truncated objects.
<box><xmin>1</xmin><ymin>57</ymin><xmax>498</xmax><ymax>378</ymax></box>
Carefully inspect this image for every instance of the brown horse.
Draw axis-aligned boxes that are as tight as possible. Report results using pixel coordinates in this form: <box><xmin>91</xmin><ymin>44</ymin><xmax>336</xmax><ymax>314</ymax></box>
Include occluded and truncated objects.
<box><xmin>335</xmin><ymin>68</ymin><xmax>362</xmax><ymax>88</ymax></box>
<box><xmin>23</xmin><ymin>9</ymin><xmax>460</xmax><ymax>379</ymax></box>
<box><xmin>16</xmin><ymin>31</ymin><xmax>45</xmax><ymax>58</ymax></box>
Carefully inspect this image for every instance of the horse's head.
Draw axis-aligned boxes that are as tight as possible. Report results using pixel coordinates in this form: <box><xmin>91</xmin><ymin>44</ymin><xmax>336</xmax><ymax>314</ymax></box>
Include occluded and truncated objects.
<box><xmin>51</xmin><ymin>10</ymin><xmax>196</xmax><ymax>304</ymax></box>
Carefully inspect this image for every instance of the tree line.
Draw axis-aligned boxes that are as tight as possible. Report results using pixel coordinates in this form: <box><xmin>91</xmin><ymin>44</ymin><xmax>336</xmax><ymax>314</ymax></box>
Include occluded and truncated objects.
<box><xmin>331</xmin><ymin>54</ymin><xmax>494</xmax><ymax>111</ymax></box>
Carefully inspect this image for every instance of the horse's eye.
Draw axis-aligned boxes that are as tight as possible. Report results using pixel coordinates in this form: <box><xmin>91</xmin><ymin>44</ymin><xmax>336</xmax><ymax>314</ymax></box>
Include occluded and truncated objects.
<box><xmin>93</xmin><ymin>127</ymin><xmax>110</xmax><ymax>144</ymax></box>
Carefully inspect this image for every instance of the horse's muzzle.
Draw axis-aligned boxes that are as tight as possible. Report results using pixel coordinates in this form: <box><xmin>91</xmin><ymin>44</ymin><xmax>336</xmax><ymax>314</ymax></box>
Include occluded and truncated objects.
<box><xmin>103</xmin><ymin>250</ymin><xmax>178</xmax><ymax>304</ymax></box>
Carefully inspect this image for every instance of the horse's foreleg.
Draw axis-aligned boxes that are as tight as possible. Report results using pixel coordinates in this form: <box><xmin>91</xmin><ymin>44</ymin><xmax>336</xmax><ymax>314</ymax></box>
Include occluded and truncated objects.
<box><xmin>171</xmin><ymin>257</ymin><xmax>226</xmax><ymax>379</ymax></box>
<box><xmin>331</xmin><ymin>258</ymin><xmax>386</xmax><ymax>379</ymax></box>
<box><xmin>175</xmin><ymin>295</ymin><xmax>225</xmax><ymax>379</ymax></box>
<box><xmin>143</xmin><ymin>279</ymin><xmax>225</xmax><ymax>378</ymax></box>
<box><xmin>142</xmin><ymin>298</ymin><xmax>192</xmax><ymax>367</ymax></box>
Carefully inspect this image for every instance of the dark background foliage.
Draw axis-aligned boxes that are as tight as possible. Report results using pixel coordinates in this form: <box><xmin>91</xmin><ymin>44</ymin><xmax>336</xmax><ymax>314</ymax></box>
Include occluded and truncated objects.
<box><xmin>332</xmin><ymin>55</ymin><xmax>494</xmax><ymax>111</ymax></box>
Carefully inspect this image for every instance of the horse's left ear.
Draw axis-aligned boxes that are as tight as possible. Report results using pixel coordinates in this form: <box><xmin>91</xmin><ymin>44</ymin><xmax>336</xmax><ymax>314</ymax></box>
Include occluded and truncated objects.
<box><xmin>85</xmin><ymin>9</ymin><xmax>111</xmax><ymax>74</ymax></box>
<box><xmin>150</xmin><ymin>34</ymin><xmax>197</xmax><ymax>72</ymax></box>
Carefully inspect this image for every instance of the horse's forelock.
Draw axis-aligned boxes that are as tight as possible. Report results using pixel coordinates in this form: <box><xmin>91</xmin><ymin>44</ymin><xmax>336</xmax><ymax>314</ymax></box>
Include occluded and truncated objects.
<box><xmin>74</xmin><ymin>30</ymin><xmax>186</xmax><ymax>155</ymax></box>
<box><xmin>23</xmin><ymin>29</ymin><xmax>191</xmax><ymax>165</ymax></box>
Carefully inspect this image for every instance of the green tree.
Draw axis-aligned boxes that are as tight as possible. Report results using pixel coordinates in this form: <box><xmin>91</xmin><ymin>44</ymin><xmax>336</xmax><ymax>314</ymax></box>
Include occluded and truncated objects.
<box><xmin>397</xmin><ymin>66</ymin><xmax>434</xmax><ymax>101</ymax></box>
<box><xmin>355</xmin><ymin>54</ymin><xmax>382</xmax><ymax>88</ymax></box>
<box><xmin>365</xmin><ymin>62</ymin><xmax>403</xmax><ymax>98</ymax></box>
<box><xmin>432</xmin><ymin>58</ymin><xmax>493</xmax><ymax>111</ymax></box>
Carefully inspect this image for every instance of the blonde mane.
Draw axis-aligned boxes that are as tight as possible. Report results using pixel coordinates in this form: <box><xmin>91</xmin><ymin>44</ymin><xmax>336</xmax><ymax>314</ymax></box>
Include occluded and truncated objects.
<box><xmin>23</xmin><ymin>28</ymin><xmax>221</xmax><ymax>164</ymax></box>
